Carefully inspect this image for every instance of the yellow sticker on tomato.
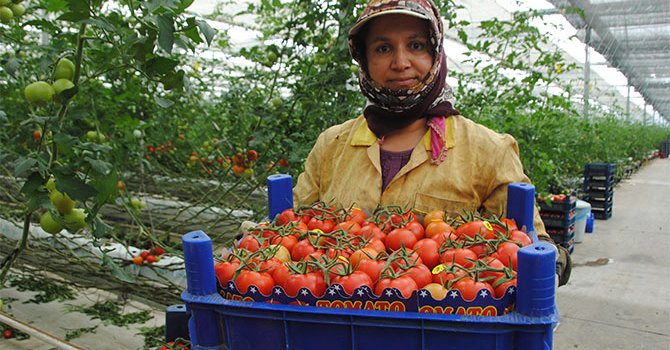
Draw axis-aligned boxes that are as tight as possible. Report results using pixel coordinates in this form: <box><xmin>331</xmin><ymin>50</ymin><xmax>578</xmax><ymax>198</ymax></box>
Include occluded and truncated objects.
<box><xmin>338</xmin><ymin>256</ymin><xmax>350</xmax><ymax>264</ymax></box>
<box><xmin>483</xmin><ymin>221</ymin><xmax>493</xmax><ymax>231</ymax></box>
<box><xmin>431</xmin><ymin>264</ymin><xmax>446</xmax><ymax>275</ymax></box>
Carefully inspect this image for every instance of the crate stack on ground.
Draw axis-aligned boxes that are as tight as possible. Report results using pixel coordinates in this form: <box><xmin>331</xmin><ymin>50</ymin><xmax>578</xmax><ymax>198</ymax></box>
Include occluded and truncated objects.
<box><xmin>661</xmin><ymin>140</ymin><xmax>670</xmax><ymax>159</ymax></box>
<box><xmin>583</xmin><ymin>163</ymin><xmax>615</xmax><ymax>220</ymax></box>
<box><xmin>538</xmin><ymin>193</ymin><xmax>577</xmax><ymax>254</ymax></box>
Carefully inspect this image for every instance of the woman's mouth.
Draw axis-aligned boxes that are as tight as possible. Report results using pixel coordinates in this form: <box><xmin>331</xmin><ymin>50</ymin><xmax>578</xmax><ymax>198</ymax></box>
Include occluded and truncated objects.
<box><xmin>388</xmin><ymin>77</ymin><xmax>418</xmax><ymax>89</ymax></box>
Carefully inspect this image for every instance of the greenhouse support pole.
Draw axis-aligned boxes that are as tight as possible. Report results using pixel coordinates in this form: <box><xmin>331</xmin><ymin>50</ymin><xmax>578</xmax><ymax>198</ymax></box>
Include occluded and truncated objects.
<box><xmin>583</xmin><ymin>26</ymin><xmax>591</xmax><ymax>120</ymax></box>
<box><xmin>626</xmin><ymin>84</ymin><xmax>631</xmax><ymax>121</ymax></box>
<box><xmin>643</xmin><ymin>102</ymin><xmax>647</xmax><ymax>125</ymax></box>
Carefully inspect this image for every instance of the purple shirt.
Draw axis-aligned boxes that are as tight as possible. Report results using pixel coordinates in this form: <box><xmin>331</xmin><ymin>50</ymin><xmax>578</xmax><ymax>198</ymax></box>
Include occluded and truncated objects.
<box><xmin>380</xmin><ymin>148</ymin><xmax>413</xmax><ymax>191</ymax></box>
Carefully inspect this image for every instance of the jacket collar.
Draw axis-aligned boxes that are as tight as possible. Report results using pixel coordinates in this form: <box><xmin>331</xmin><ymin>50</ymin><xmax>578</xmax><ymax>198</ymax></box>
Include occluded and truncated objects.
<box><xmin>351</xmin><ymin>116</ymin><xmax>456</xmax><ymax>150</ymax></box>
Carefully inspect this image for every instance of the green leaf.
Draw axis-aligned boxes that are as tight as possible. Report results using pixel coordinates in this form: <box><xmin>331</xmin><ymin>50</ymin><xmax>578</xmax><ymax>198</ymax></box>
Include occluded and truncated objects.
<box><xmin>161</xmin><ymin>69</ymin><xmax>185</xmax><ymax>90</ymax></box>
<box><xmin>84</xmin><ymin>157</ymin><xmax>113</xmax><ymax>175</ymax></box>
<box><xmin>14</xmin><ymin>157</ymin><xmax>37</xmax><ymax>177</ymax></box>
<box><xmin>45</xmin><ymin>0</ymin><xmax>68</xmax><ymax>12</ymax></box>
<box><xmin>196</xmin><ymin>19</ymin><xmax>216</xmax><ymax>46</ymax></box>
<box><xmin>177</xmin><ymin>0</ymin><xmax>195</xmax><ymax>12</ymax></box>
<box><xmin>101</xmin><ymin>255</ymin><xmax>135</xmax><ymax>283</ymax></box>
<box><xmin>154</xmin><ymin>95</ymin><xmax>175</xmax><ymax>108</ymax></box>
<box><xmin>21</xmin><ymin>173</ymin><xmax>49</xmax><ymax>212</ymax></box>
<box><xmin>156</xmin><ymin>14</ymin><xmax>175</xmax><ymax>54</ymax></box>
<box><xmin>92</xmin><ymin>170</ymin><xmax>119</xmax><ymax>205</ymax></box>
<box><xmin>145</xmin><ymin>56</ymin><xmax>179</xmax><ymax>77</ymax></box>
<box><xmin>92</xmin><ymin>216</ymin><xmax>114</xmax><ymax>238</ymax></box>
<box><xmin>4</xmin><ymin>58</ymin><xmax>21</xmax><ymax>77</ymax></box>
<box><xmin>55</xmin><ymin>174</ymin><xmax>98</xmax><ymax>201</ymax></box>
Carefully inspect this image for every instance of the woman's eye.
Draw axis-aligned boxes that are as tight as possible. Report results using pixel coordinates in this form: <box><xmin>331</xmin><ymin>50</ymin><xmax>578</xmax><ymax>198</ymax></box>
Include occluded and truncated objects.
<box><xmin>410</xmin><ymin>41</ymin><xmax>426</xmax><ymax>50</ymax></box>
<box><xmin>375</xmin><ymin>44</ymin><xmax>391</xmax><ymax>53</ymax></box>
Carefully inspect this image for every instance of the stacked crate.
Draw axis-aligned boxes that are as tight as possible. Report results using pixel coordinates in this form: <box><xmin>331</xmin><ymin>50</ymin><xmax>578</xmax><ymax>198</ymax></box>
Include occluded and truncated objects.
<box><xmin>661</xmin><ymin>140</ymin><xmax>670</xmax><ymax>158</ymax></box>
<box><xmin>583</xmin><ymin>163</ymin><xmax>615</xmax><ymax>220</ymax></box>
<box><xmin>538</xmin><ymin>193</ymin><xmax>577</xmax><ymax>253</ymax></box>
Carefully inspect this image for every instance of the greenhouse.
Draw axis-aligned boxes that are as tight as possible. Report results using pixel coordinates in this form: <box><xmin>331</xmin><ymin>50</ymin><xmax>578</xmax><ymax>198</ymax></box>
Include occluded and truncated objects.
<box><xmin>0</xmin><ymin>0</ymin><xmax>668</xmax><ymax>349</ymax></box>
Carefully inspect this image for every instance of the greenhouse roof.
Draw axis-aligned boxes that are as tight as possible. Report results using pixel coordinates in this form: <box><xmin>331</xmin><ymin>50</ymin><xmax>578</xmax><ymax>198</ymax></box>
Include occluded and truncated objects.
<box><xmin>189</xmin><ymin>0</ymin><xmax>668</xmax><ymax>124</ymax></box>
<box><xmin>547</xmin><ymin>0</ymin><xmax>670</xmax><ymax>121</ymax></box>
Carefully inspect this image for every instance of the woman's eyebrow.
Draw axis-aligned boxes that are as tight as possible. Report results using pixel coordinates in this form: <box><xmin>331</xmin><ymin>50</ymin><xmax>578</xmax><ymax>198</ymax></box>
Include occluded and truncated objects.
<box><xmin>368</xmin><ymin>33</ymin><xmax>428</xmax><ymax>44</ymax></box>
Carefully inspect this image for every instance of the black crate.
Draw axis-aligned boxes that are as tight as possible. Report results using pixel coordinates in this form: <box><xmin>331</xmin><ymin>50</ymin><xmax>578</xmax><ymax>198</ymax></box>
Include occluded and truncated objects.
<box><xmin>584</xmin><ymin>163</ymin><xmax>616</xmax><ymax>177</ymax></box>
<box><xmin>540</xmin><ymin>208</ymin><xmax>576</xmax><ymax>229</ymax></box>
<box><xmin>583</xmin><ymin>177</ymin><xmax>615</xmax><ymax>190</ymax></box>
<box><xmin>546</xmin><ymin>223</ymin><xmax>575</xmax><ymax>239</ymax></box>
<box><xmin>537</xmin><ymin>193</ymin><xmax>577</xmax><ymax>214</ymax></box>
<box><xmin>550</xmin><ymin>231</ymin><xmax>575</xmax><ymax>245</ymax></box>
<box><xmin>592</xmin><ymin>207</ymin><xmax>613</xmax><ymax>220</ymax></box>
<box><xmin>584</xmin><ymin>188</ymin><xmax>614</xmax><ymax>200</ymax></box>
<box><xmin>589</xmin><ymin>197</ymin><xmax>613</xmax><ymax>210</ymax></box>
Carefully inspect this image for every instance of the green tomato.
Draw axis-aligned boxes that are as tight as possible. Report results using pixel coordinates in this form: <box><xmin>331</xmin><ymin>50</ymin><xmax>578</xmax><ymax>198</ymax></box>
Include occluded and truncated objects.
<box><xmin>133</xmin><ymin>129</ymin><xmax>142</xmax><ymax>138</ymax></box>
<box><xmin>49</xmin><ymin>189</ymin><xmax>76</xmax><ymax>214</ymax></box>
<box><xmin>85</xmin><ymin>130</ymin><xmax>98</xmax><ymax>142</ymax></box>
<box><xmin>24</xmin><ymin>81</ymin><xmax>54</xmax><ymax>104</ymax></box>
<box><xmin>271</xmin><ymin>97</ymin><xmax>282</xmax><ymax>108</ymax></box>
<box><xmin>266</xmin><ymin>51</ymin><xmax>278</xmax><ymax>65</ymax></box>
<box><xmin>130</xmin><ymin>197</ymin><xmax>146</xmax><ymax>210</ymax></box>
<box><xmin>45</xmin><ymin>178</ymin><xmax>56</xmax><ymax>192</ymax></box>
<box><xmin>63</xmin><ymin>208</ymin><xmax>87</xmax><ymax>231</ymax></box>
<box><xmin>243</xmin><ymin>168</ymin><xmax>254</xmax><ymax>178</ymax></box>
<box><xmin>10</xmin><ymin>3</ymin><xmax>23</xmax><ymax>16</ymax></box>
<box><xmin>0</xmin><ymin>0</ymin><xmax>9</xmax><ymax>6</ymax></box>
<box><xmin>350</xmin><ymin>64</ymin><xmax>359</xmax><ymax>75</ymax></box>
<box><xmin>52</xmin><ymin>78</ymin><xmax>74</xmax><ymax>94</ymax></box>
<box><xmin>40</xmin><ymin>212</ymin><xmax>64</xmax><ymax>234</ymax></box>
<box><xmin>0</xmin><ymin>6</ymin><xmax>12</xmax><ymax>23</ymax></box>
<box><xmin>53</xmin><ymin>58</ymin><xmax>75</xmax><ymax>81</ymax></box>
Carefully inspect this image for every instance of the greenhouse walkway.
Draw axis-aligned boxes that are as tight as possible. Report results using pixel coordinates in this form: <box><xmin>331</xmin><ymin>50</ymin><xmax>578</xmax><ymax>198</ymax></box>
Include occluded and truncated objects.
<box><xmin>554</xmin><ymin>158</ymin><xmax>670</xmax><ymax>350</ymax></box>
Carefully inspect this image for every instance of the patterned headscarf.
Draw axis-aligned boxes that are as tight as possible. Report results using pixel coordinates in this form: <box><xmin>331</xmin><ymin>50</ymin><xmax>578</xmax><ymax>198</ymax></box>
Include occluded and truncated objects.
<box><xmin>348</xmin><ymin>0</ymin><xmax>459</xmax><ymax>164</ymax></box>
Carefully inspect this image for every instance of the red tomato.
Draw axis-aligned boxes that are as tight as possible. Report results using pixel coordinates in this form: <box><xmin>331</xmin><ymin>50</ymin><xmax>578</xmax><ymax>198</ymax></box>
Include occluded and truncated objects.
<box><xmin>284</xmin><ymin>272</ymin><xmax>326</xmax><ymax>297</ymax></box>
<box><xmin>431</xmin><ymin>264</ymin><xmax>466</xmax><ymax>286</ymax></box>
<box><xmin>238</xmin><ymin>235</ymin><xmax>261</xmax><ymax>252</ymax></box>
<box><xmin>440</xmin><ymin>248</ymin><xmax>478</xmax><ymax>268</ymax></box>
<box><xmin>467</xmin><ymin>242</ymin><xmax>491</xmax><ymax>258</ymax></box>
<box><xmin>349</xmin><ymin>247</ymin><xmax>378</xmax><ymax>267</ymax></box>
<box><xmin>412</xmin><ymin>238</ymin><xmax>440</xmax><ymax>269</ymax></box>
<box><xmin>276</xmin><ymin>209</ymin><xmax>298</xmax><ymax>226</ymax></box>
<box><xmin>497</xmin><ymin>242</ymin><xmax>520</xmax><ymax>271</ymax></box>
<box><xmin>332</xmin><ymin>271</ymin><xmax>373</xmax><ymax>295</ymax></box>
<box><xmin>404</xmin><ymin>221</ymin><xmax>425</xmax><ymax>241</ymax></box>
<box><xmin>272</xmin><ymin>263</ymin><xmax>292</xmax><ymax>287</ymax></box>
<box><xmin>509</xmin><ymin>230</ymin><xmax>532</xmax><ymax>246</ymax></box>
<box><xmin>291</xmin><ymin>239</ymin><xmax>321</xmax><ymax>261</ymax></box>
<box><xmin>493</xmin><ymin>276</ymin><xmax>517</xmax><ymax>298</ymax></box>
<box><xmin>364</xmin><ymin>237</ymin><xmax>386</xmax><ymax>253</ymax></box>
<box><xmin>355</xmin><ymin>258</ymin><xmax>386</xmax><ymax>283</ymax></box>
<box><xmin>400</xmin><ymin>264</ymin><xmax>432</xmax><ymax>289</ymax></box>
<box><xmin>425</xmin><ymin>221</ymin><xmax>454</xmax><ymax>240</ymax></box>
<box><xmin>432</xmin><ymin>230</ymin><xmax>458</xmax><ymax>246</ymax></box>
<box><xmin>375</xmin><ymin>275</ymin><xmax>418</xmax><ymax>299</ymax></box>
<box><xmin>234</xmin><ymin>270</ymin><xmax>274</xmax><ymax>295</ymax></box>
<box><xmin>452</xmin><ymin>276</ymin><xmax>494</xmax><ymax>302</ymax></box>
<box><xmin>271</xmin><ymin>234</ymin><xmax>298</xmax><ymax>252</ymax></box>
<box><xmin>386</xmin><ymin>228</ymin><xmax>418</xmax><ymax>251</ymax></box>
<box><xmin>338</xmin><ymin>220</ymin><xmax>362</xmax><ymax>236</ymax></box>
<box><xmin>3</xmin><ymin>329</ymin><xmax>13</xmax><ymax>339</ymax></box>
<box><xmin>214</xmin><ymin>261</ymin><xmax>240</xmax><ymax>286</ymax></box>
<box><xmin>456</xmin><ymin>220</ymin><xmax>495</xmax><ymax>240</ymax></box>
<box><xmin>477</xmin><ymin>256</ymin><xmax>506</xmax><ymax>282</ymax></box>
<box><xmin>259</xmin><ymin>257</ymin><xmax>283</xmax><ymax>275</ymax></box>
<box><xmin>345</xmin><ymin>208</ymin><xmax>367</xmax><ymax>225</ymax></box>
<box><xmin>389</xmin><ymin>251</ymin><xmax>423</xmax><ymax>271</ymax></box>
<box><xmin>422</xmin><ymin>210</ymin><xmax>445</xmax><ymax>227</ymax></box>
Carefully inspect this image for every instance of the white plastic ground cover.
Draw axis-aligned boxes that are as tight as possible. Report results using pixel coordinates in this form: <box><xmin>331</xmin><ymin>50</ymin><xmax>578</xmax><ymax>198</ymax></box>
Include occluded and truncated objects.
<box><xmin>0</xmin><ymin>218</ymin><xmax>187</xmax><ymax>288</ymax></box>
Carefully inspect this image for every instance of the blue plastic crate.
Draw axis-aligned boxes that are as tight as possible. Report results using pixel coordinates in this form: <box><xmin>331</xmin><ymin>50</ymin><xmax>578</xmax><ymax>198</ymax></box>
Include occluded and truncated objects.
<box><xmin>178</xmin><ymin>181</ymin><xmax>559</xmax><ymax>350</ymax></box>
<box><xmin>584</xmin><ymin>163</ymin><xmax>616</xmax><ymax>177</ymax></box>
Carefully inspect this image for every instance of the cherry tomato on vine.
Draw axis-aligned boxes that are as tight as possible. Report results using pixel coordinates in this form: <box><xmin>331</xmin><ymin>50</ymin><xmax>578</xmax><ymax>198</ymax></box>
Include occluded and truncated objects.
<box><xmin>412</xmin><ymin>238</ymin><xmax>440</xmax><ymax>269</ymax></box>
<box><xmin>375</xmin><ymin>275</ymin><xmax>418</xmax><ymax>299</ymax></box>
<box><xmin>386</xmin><ymin>228</ymin><xmax>417</xmax><ymax>251</ymax></box>
<box><xmin>283</xmin><ymin>272</ymin><xmax>326</xmax><ymax>298</ymax></box>
<box><xmin>214</xmin><ymin>261</ymin><xmax>240</xmax><ymax>286</ymax></box>
<box><xmin>456</xmin><ymin>220</ymin><xmax>495</xmax><ymax>240</ymax></box>
<box><xmin>452</xmin><ymin>277</ymin><xmax>494</xmax><ymax>302</ymax></box>
<box><xmin>332</xmin><ymin>271</ymin><xmax>373</xmax><ymax>295</ymax></box>
<box><xmin>234</xmin><ymin>270</ymin><xmax>274</xmax><ymax>295</ymax></box>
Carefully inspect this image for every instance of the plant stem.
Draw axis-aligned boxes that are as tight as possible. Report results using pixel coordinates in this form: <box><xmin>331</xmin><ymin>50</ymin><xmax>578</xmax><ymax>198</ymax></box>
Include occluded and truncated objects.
<box><xmin>0</xmin><ymin>211</ymin><xmax>34</xmax><ymax>286</ymax></box>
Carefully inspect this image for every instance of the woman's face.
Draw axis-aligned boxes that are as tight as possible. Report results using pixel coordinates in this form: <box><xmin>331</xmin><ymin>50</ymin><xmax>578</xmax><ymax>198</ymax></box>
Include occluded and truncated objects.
<box><xmin>364</xmin><ymin>14</ymin><xmax>433</xmax><ymax>91</ymax></box>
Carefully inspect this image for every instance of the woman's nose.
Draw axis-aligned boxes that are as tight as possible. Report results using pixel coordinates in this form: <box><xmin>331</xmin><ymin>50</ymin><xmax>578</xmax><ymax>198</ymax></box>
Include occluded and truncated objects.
<box><xmin>391</xmin><ymin>48</ymin><xmax>411</xmax><ymax>70</ymax></box>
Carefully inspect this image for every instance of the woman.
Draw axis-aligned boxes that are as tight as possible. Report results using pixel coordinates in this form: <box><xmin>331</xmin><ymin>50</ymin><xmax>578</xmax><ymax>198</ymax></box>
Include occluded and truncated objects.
<box><xmin>292</xmin><ymin>0</ymin><xmax>570</xmax><ymax>285</ymax></box>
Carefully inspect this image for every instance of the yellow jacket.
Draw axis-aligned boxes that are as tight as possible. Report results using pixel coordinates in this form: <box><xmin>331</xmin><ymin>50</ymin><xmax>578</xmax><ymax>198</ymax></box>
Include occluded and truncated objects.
<box><xmin>294</xmin><ymin>115</ymin><xmax>547</xmax><ymax>236</ymax></box>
